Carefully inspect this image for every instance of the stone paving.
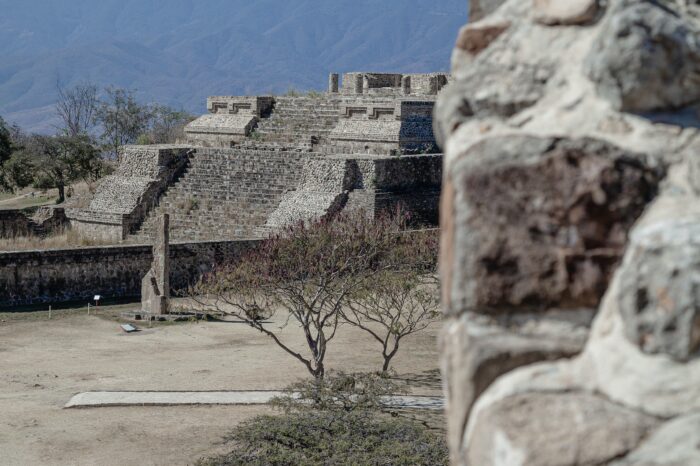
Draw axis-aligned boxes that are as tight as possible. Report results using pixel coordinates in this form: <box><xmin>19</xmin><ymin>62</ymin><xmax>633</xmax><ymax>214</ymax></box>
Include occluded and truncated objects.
<box><xmin>65</xmin><ymin>391</ymin><xmax>444</xmax><ymax>410</ymax></box>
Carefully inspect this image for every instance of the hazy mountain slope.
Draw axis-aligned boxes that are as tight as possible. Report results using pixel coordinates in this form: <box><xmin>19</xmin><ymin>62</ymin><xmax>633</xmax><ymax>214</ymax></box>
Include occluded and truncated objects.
<box><xmin>0</xmin><ymin>0</ymin><xmax>466</xmax><ymax>133</ymax></box>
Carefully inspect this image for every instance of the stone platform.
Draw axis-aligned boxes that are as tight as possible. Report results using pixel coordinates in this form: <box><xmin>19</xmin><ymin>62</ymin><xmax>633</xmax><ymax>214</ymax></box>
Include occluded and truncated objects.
<box><xmin>65</xmin><ymin>391</ymin><xmax>444</xmax><ymax>410</ymax></box>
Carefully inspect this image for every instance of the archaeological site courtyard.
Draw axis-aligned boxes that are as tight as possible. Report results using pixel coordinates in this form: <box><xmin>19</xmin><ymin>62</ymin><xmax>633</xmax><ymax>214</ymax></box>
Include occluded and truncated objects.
<box><xmin>3</xmin><ymin>0</ymin><xmax>700</xmax><ymax>464</ymax></box>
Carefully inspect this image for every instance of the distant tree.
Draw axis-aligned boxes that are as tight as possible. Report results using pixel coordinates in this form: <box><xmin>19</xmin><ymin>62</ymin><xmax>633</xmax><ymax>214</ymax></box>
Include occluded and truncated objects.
<box><xmin>55</xmin><ymin>81</ymin><xmax>99</xmax><ymax>137</ymax></box>
<box><xmin>23</xmin><ymin>134</ymin><xmax>103</xmax><ymax>203</ymax></box>
<box><xmin>0</xmin><ymin>117</ymin><xmax>34</xmax><ymax>192</ymax></box>
<box><xmin>95</xmin><ymin>87</ymin><xmax>152</xmax><ymax>159</ymax></box>
<box><xmin>192</xmin><ymin>210</ymin><xmax>414</xmax><ymax>380</ymax></box>
<box><xmin>136</xmin><ymin>104</ymin><xmax>194</xmax><ymax>145</ymax></box>
<box><xmin>0</xmin><ymin>117</ymin><xmax>11</xmax><ymax>162</ymax></box>
<box><xmin>0</xmin><ymin>117</ymin><xmax>13</xmax><ymax>190</ymax></box>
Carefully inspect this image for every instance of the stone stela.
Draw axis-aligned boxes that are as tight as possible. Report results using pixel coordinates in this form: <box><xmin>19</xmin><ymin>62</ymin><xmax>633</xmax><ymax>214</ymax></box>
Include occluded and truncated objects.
<box><xmin>141</xmin><ymin>213</ymin><xmax>170</xmax><ymax>315</ymax></box>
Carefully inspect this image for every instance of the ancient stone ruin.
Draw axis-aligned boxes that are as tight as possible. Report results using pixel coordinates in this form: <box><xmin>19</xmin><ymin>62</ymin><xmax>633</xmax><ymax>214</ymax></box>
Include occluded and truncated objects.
<box><xmin>141</xmin><ymin>214</ymin><xmax>170</xmax><ymax>316</ymax></box>
<box><xmin>66</xmin><ymin>72</ymin><xmax>448</xmax><ymax>243</ymax></box>
<box><xmin>437</xmin><ymin>0</ymin><xmax>700</xmax><ymax>464</ymax></box>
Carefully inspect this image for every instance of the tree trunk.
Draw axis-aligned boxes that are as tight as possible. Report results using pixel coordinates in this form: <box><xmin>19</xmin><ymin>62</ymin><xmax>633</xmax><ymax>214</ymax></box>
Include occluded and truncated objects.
<box><xmin>314</xmin><ymin>362</ymin><xmax>325</xmax><ymax>380</ymax></box>
<box><xmin>382</xmin><ymin>356</ymin><xmax>392</xmax><ymax>374</ymax></box>
<box><xmin>57</xmin><ymin>184</ymin><xmax>65</xmax><ymax>204</ymax></box>
<box><xmin>381</xmin><ymin>343</ymin><xmax>400</xmax><ymax>375</ymax></box>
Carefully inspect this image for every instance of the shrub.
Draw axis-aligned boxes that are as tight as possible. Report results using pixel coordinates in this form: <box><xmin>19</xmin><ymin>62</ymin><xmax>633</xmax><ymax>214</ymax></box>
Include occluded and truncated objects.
<box><xmin>271</xmin><ymin>370</ymin><xmax>405</xmax><ymax>413</ymax></box>
<box><xmin>197</xmin><ymin>409</ymin><xmax>448</xmax><ymax>466</ymax></box>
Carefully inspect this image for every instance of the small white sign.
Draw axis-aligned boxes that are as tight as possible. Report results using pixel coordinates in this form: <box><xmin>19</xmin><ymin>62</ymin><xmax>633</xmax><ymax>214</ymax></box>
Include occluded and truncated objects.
<box><xmin>94</xmin><ymin>295</ymin><xmax>102</xmax><ymax>301</ymax></box>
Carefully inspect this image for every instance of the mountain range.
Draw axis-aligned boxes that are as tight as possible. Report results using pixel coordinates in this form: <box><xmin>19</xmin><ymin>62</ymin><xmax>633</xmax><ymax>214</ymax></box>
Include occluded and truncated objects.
<box><xmin>0</xmin><ymin>0</ymin><xmax>466</xmax><ymax>133</ymax></box>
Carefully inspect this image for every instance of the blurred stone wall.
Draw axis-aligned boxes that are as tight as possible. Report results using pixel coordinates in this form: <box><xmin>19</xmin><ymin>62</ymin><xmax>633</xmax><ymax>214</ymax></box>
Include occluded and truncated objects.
<box><xmin>437</xmin><ymin>0</ymin><xmax>700</xmax><ymax>464</ymax></box>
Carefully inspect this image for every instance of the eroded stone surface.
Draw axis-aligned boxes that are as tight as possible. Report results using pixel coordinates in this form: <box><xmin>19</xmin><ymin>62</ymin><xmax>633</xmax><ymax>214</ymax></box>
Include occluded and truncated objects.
<box><xmin>585</xmin><ymin>1</ymin><xmax>700</xmax><ymax>112</ymax></box>
<box><xmin>141</xmin><ymin>214</ymin><xmax>170</xmax><ymax>315</ymax></box>
<box><xmin>534</xmin><ymin>0</ymin><xmax>600</xmax><ymax>26</ymax></box>
<box><xmin>455</xmin><ymin>21</ymin><xmax>510</xmax><ymax>56</ymax></box>
<box><xmin>612</xmin><ymin>413</ymin><xmax>700</xmax><ymax>466</ymax></box>
<box><xmin>618</xmin><ymin>218</ymin><xmax>700</xmax><ymax>361</ymax></box>
<box><xmin>440</xmin><ymin>310</ymin><xmax>592</xmax><ymax>458</ymax></box>
<box><xmin>444</xmin><ymin>135</ymin><xmax>662</xmax><ymax>315</ymax></box>
<box><xmin>438</xmin><ymin>1</ymin><xmax>700</xmax><ymax>462</ymax></box>
<box><xmin>466</xmin><ymin>392</ymin><xmax>659</xmax><ymax>466</ymax></box>
<box><xmin>448</xmin><ymin>63</ymin><xmax>552</xmax><ymax>119</ymax></box>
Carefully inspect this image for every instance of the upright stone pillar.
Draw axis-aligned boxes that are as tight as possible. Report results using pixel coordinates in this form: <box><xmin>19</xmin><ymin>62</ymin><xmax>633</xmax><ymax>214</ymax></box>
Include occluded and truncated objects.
<box><xmin>363</xmin><ymin>75</ymin><xmax>370</xmax><ymax>94</ymax></box>
<box><xmin>328</xmin><ymin>73</ymin><xmax>339</xmax><ymax>93</ymax></box>
<box><xmin>141</xmin><ymin>213</ymin><xmax>170</xmax><ymax>315</ymax></box>
<box><xmin>402</xmin><ymin>75</ymin><xmax>412</xmax><ymax>95</ymax></box>
<box><xmin>154</xmin><ymin>213</ymin><xmax>170</xmax><ymax>306</ymax></box>
<box><xmin>355</xmin><ymin>74</ymin><xmax>364</xmax><ymax>94</ymax></box>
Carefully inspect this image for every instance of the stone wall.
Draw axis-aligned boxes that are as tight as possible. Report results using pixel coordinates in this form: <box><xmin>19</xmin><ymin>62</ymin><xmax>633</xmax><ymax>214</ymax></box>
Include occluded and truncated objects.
<box><xmin>339</xmin><ymin>72</ymin><xmax>450</xmax><ymax>96</ymax></box>
<box><xmin>329</xmin><ymin>99</ymin><xmax>438</xmax><ymax>155</ymax></box>
<box><xmin>130</xmin><ymin>147</ymin><xmax>309</xmax><ymax>242</ymax></box>
<box><xmin>437</xmin><ymin>0</ymin><xmax>700</xmax><ymax>464</ymax></box>
<box><xmin>0</xmin><ymin>210</ymin><xmax>35</xmax><ymax>238</ymax></box>
<box><xmin>0</xmin><ymin>207</ymin><xmax>67</xmax><ymax>238</ymax></box>
<box><xmin>266</xmin><ymin>153</ymin><xmax>442</xmax><ymax>228</ymax></box>
<box><xmin>68</xmin><ymin>145</ymin><xmax>193</xmax><ymax>241</ymax></box>
<box><xmin>185</xmin><ymin>96</ymin><xmax>275</xmax><ymax>147</ymax></box>
<box><xmin>0</xmin><ymin>239</ymin><xmax>259</xmax><ymax>308</ymax></box>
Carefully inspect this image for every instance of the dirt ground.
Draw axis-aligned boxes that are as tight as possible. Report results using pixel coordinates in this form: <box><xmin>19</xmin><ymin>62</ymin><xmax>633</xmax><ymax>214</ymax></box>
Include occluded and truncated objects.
<box><xmin>0</xmin><ymin>304</ymin><xmax>443</xmax><ymax>466</ymax></box>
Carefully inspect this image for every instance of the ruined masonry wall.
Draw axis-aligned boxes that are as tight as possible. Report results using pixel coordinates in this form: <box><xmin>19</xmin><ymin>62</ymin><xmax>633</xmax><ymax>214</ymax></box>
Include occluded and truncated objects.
<box><xmin>0</xmin><ymin>239</ymin><xmax>259</xmax><ymax>307</ymax></box>
<box><xmin>0</xmin><ymin>208</ymin><xmax>67</xmax><ymax>239</ymax></box>
<box><xmin>266</xmin><ymin>154</ymin><xmax>442</xmax><ymax>228</ymax></box>
<box><xmin>0</xmin><ymin>210</ymin><xmax>35</xmax><ymax>238</ymax></box>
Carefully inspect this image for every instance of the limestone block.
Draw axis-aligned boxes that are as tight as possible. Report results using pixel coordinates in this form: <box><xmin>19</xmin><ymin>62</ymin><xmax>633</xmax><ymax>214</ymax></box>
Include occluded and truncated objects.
<box><xmin>440</xmin><ymin>310</ymin><xmax>592</xmax><ymax>460</ymax></box>
<box><xmin>455</xmin><ymin>21</ymin><xmax>510</xmax><ymax>58</ymax></box>
<box><xmin>185</xmin><ymin>114</ymin><xmax>257</xmax><ymax>137</ymax></box>
<box><xmin>585</xmin><ymin>1</ymin><xmax>700</xmax><ymax>112</ymax></box>
<box><xmin>328</xmin><ymin>73</ymin><xmax>339</xmax><ymax>93</ymax></box>
<box><xmin>533</xmin><ymin>0</ymin><xmax>599</xmax><ymax>26</ymax></box>
<box><xmin>465</xmin><ymin>392</ymin><xmax>659</xmax><ymax>466</ymax></box>
<box><xmin>436</xmin><ymin>62</ymin><xmax>551</xmax><ymax>137</ymax></box>
<box><xmin>611</xmin><ymin>413</ymin><xmax>700</xmax><ymax>466</ymax></box>
<box><xmin>579</xmin><ymin>196</ymin><xmax>700</xmax><ymax>418</ymax></box>
<box><xmin>442</xmin><ymin>135</ymin><xmax>662</xmax><ymax>316</ymax></box>
<box><xmin>618</xmin><ymin>216</ymin><xmax>700</xmax><ymax>361</ymax></box>
<box><xmin>141</xmin><ymin>269</ymin><xmax>167</xmax><ymax>315</ymax></box>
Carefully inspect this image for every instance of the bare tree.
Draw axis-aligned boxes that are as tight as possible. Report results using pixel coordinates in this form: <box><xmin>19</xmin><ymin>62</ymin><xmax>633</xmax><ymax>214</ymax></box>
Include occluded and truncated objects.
<box><xmin>344</xmin><ymin>270</ymin><xmax>440</xmax><ymax>374</ymax></box>
<box><xmin>192</xmin><ymin>211</ymin><xmax>413</xmax><ymax>380</ymax></box>
<box><xmin>95</xmin><ymin>86</ymin><xmax>152</xmax><ymax>159</ymax></box>
<box><xmin>139</xmin><ymin>104</ymin><xmax>195</xmax><ymax>144</ymax></box>
<box><xmin>55</xmin><ymin>81</ymin><xmax>98</xmax><ymax>137</ymax></box>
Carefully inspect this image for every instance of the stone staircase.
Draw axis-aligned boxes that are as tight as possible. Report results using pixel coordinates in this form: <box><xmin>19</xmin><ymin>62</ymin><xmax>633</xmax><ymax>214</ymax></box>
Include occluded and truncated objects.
<box><xmin>253</xmin><ymin>97</ymin><xmax>341</xmax><ymax>147</ymax></box>
<box><xmin>128</xmin><ymin>148</ymin><xmax>309</xmax><ymax>243</ymax></box>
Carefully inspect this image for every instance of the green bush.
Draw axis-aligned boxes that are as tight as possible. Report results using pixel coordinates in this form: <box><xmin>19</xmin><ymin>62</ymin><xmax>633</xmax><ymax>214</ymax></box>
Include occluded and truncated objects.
<box><xmin>198</xmin><ymin>372</ymin><xmax>447</xmax><ymax>465</ymax></box>
<box><xmin>197</xmin><ymin>410</ymin><xmax>448</xmax><ymax>466</ymax></box>
<box><xmin>271</xmin><ymin>371</ymin><xmax>405</xmax><ymax>413</ymax></box>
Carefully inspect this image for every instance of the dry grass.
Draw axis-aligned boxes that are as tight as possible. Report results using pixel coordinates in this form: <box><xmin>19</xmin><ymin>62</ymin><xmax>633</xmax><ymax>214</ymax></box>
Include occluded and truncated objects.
<box><xmin>0</xmin><ymin>227</ymin><xmax>117</xmax><ymax>252</ymax></box>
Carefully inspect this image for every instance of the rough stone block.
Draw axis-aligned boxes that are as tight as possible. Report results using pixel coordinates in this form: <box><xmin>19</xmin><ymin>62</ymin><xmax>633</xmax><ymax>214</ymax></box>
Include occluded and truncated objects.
<box><xmin>466</xmin><ymin>392</ymin><xmax>659</xmax><ymax>466</ymax></box>
<box><xmin>585</xmin><ymin>1</ymin><xmax>700</xmax><ymax>112</ymax></box>
<box><xmin>441</xmin><ymin>135</ymin><xmax>662</xmax><ymax>316</ymax></box>
<box><xmin>533</xmin><ymin>0</ymin><xmax>599</xmax><ymax>26</ymax></box>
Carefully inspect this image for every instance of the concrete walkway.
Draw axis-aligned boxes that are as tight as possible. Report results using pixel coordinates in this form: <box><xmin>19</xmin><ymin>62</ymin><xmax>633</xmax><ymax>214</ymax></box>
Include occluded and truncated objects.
<box><xmin>65</xmin><ymin>391</ymin><xmax>444</xmax><ymax>410</ymax></box>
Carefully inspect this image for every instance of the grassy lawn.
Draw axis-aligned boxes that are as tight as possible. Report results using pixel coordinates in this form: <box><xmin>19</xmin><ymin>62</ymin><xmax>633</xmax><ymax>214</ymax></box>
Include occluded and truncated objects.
<box><xmin>0</xmin><ymin>182</ymin><xmax>92</xmax><ymax>210</ymax></box>
<box><xmin>0</xmin><ymin>188</ymin><xmax>58</xmax><ymax>210</ymax></box>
